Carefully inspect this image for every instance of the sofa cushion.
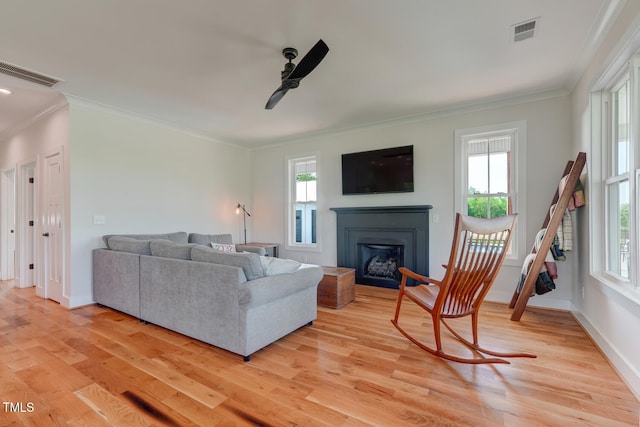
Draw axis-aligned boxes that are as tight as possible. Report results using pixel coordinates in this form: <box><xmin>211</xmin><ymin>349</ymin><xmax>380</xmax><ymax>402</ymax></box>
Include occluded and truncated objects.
<box><xmin>191</xmin><ymin>245</ymin><xmax>264</xmax><ymax>280</ymax></box>
<box><xmin>260</xmin><ymin>256</ymin><xmax>301</xmax><ymax>276</ymax></box>
<box><xmin>189</xmin><ymin>233</ymin><xmax>233</xmax><ymax>246</ymax></box>
<box><xmin>103</xmin><ymin>232</ymin><xmax>188</xmax><ymax>248</ymax></box>
<box><xmin>235</xmin><ymin>244</ymin><xmax>267</xmax><ymax>256</ymax></box>
<box><xmin>107</xmin><ymin>236</ymin><xmax>153</xmax><ymax>255</ymax></box>
<box><xmin>211</xmin><ymin>242</ymin><xmax>236</xmax><ymax>252</ymax></box>
<box><xmin>150</xmin><ymin>240</ymin><xmax>197</xmax><ymax>260</ymax></box>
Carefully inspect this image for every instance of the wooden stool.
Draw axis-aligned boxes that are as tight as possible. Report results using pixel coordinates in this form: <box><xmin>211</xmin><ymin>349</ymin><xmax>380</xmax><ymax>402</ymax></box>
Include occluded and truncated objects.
<box><xmin>318</xmin><ymin>267</ymin><xmax>355</xmax><ymax>309</ymax></box>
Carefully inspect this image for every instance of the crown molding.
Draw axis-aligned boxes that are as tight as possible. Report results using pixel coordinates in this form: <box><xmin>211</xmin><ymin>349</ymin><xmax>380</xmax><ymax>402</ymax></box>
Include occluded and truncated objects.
<box><xmin>63</xmin><ymin>94</ymin><xmax>250</xmax><ymax>152</ymax></box>
<box><xmin>252</xmin><ymin>88</ymin><xmax>570</xmax><ymax>151</ymax></box>
<box><xmin>0</xmin><ymin>94</ymin><xmax>68</xmax><ymax>141</ymax></box>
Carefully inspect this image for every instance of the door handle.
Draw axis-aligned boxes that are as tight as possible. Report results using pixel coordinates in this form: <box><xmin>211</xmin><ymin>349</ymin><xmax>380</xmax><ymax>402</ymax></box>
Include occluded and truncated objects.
<box><xmin>42</xmin><ymin>233</ymin><xmax>50</xmax><ymax>237</ymax></box>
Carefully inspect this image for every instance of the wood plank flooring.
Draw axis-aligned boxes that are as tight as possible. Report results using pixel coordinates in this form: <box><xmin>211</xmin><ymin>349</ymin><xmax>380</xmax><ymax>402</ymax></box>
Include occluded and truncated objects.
<box><xmin>0</xmin><ymin>280</ymin><xmax>638</xmax><ymax>426</ymax></box>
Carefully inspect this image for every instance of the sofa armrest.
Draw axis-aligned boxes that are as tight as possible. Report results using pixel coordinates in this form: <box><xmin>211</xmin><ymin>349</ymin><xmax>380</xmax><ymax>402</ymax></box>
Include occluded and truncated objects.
<box><xmin>235</xmin><ymin>244</ymin><xmax>267</xmax><ymax>256</ymax></box>
<box><xmin>238</xmin><ymin>264</ymin><xmax>323</xmax><ymax>308</ymax></box>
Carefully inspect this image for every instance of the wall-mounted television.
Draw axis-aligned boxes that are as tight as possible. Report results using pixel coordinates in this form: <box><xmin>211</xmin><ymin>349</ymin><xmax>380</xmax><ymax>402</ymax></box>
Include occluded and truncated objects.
<box><xmin>341</xmin><ymin>145</ymin><xmax>414</xmax><ymax>195</ymax></box>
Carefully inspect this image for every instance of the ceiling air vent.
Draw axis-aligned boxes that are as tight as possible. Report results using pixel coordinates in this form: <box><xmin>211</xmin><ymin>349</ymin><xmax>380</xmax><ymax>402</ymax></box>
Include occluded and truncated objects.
<box><xmin>512</xmin><ymin>18</ymin><xmax>539</xmax><ymax>42</ymax></box>
<box><xmin>0</xmin><ymin>61</ymin><xmax>62</xmax><ymax>87</ymax></box>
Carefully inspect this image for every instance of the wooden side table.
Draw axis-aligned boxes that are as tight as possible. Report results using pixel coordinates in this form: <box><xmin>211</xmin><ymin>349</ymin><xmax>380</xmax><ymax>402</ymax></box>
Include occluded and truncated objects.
<box><xmin>245</xmin><ymin>242</ymin><xmax>280</xmax><ymax>257</ymax></box>
<box><xmin>318</xmin><ymin>267</ymin><xmax>356</xmax><ymax>309</ymax></box>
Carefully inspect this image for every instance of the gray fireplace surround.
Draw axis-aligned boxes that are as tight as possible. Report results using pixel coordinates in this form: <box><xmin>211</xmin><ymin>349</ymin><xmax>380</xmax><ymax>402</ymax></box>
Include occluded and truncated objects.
<box><xmin>330</xmin><ymin>205</ymin><xmax>432</xmax><ymax>288</ymax></box>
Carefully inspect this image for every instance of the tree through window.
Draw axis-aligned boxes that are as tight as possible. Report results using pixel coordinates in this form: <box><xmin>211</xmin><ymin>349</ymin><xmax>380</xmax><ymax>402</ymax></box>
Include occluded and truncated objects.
<box><xmin>455</xmin><ymin>121</ymin><xmax>525</xmax><ymax>261</ymax></box>
<box><xmin>465</xmin><ymin>133</ymin><xmax>513</xmax><ymax>219</ymax></box>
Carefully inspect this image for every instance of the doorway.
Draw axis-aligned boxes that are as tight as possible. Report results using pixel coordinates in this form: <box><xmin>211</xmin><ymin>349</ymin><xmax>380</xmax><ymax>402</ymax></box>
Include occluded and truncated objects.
<box><xmin>41</xmin><ymin>150</ymin><xmax>64</xmax><ymax>303</ymax></box>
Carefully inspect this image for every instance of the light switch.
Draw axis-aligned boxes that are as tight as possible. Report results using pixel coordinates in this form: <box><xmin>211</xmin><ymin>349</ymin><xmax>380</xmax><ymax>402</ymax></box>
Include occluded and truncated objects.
<box><xmin>432</xmin><ymin>214</ymin><xmax>440</xmax><ymax>224</ymax></box>
<box><xmin>93</xmin><ymin>215</ymin><xmax>106</xmax><ymax>225</ymax></box>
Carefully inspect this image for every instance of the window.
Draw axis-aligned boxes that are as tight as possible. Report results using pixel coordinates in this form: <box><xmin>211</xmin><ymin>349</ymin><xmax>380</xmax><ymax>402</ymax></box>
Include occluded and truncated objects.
<box><xmin>455</xmin><ymin>121</ymin><xmax>526</xmax><ymax>261</ymax></box>
<box><xmin>594</xmin><ymin>54</ymin><xmax>640</xmax><ymax>294</ymax></box>
<box><xmin>605</xmin><ymin>77</ymin><xmax>631</xmax><ymax>280</ymax></box>
<box><xmin>465</xmin><ymin>134</ymin><xmax>513</xmax><ymax>219</ymax></box>
<box><xmin>287</xmin><ymin>154</ymin><xmax>319</xmax><ymax>249</ymax></box>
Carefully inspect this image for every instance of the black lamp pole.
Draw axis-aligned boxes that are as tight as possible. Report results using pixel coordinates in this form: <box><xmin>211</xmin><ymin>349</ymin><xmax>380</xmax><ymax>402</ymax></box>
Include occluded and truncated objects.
<box><xmin>236</xmin><ymin>203</ymin><xmax>251</xmax><ymax>244</ymax></box>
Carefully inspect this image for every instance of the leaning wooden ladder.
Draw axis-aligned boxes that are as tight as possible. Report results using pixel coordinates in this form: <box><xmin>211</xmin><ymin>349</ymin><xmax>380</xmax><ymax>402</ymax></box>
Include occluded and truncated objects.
<box><xmin>509</xmin><ymin>152</ymin><xmax>587</xmax><ymax>321</ymax></box>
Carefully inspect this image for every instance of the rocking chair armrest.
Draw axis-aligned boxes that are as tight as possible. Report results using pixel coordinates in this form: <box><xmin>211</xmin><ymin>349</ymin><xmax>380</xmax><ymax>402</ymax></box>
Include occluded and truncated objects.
<box><xmin>398</xmin><ymin>267</ymin><xmax>440</xmax><ymax>285</ymax></box>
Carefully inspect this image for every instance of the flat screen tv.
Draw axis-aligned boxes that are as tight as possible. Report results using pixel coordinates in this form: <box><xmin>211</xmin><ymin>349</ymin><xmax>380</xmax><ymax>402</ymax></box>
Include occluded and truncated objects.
<box><xmin>341</xmin><ymin>145</ymin><xmax>414</xmax><ymax>195</ymax></box>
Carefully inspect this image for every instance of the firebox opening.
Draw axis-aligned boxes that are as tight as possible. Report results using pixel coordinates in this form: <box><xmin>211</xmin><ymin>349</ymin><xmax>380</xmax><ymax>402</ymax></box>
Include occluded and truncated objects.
<box><xmin>357</xmin><ymin>243</ymin><xmax>404</xmax><ymax>287</ymax></box>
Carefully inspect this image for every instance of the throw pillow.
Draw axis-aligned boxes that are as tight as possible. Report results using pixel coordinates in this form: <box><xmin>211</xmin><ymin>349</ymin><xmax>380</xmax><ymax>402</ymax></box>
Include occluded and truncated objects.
<box><xmin>150</xmin><ymin>240</ymin><xmax>196</xmax><ymax>260</ymax></box>
<box><xmin>103</xmin><ymin>232</ymin><xmax>187</xmax><ymax>248</ymax></box>
<box><xmin>211</xmin><ymin>242</ymin><xmax>236</xmax><ymax>252</ymax></box>
<box><xmin>260</xmin><ymin>256</ymin><xmax>301</xmax><ymax>276</ymax></box>
<box><xmin>192</xmin><ymin>246</ymin><xmax>264</xmax><ymax>280</ymax></box>
<box><xmin>107</xmin><ymin>236</ymin><xmax>153</xmax><ymax>255</ymax></box>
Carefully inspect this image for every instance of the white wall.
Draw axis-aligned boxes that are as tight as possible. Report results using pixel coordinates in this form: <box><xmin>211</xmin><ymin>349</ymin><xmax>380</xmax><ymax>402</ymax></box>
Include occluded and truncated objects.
<box><xmin>570</xmin><ymin>0</ymin><xmax>640</xmax><ymax>398</ymax></box>
<box><xmin>250</xmin><ymin>94</ymin><xmax>574</xmax><ymax>307</ymax></box>
<box><xmin>67</xmin><ymin>100</ymin><xmax>252</xmax><ymax>307</ymax></box>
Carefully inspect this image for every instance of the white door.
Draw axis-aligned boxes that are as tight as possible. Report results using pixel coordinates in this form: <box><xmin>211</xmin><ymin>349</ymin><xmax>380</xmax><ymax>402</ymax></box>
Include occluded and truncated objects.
<box><xmin>1</xmin><ymin>169</ymin><xmax>16</xmax><ymax>281</ymax></box>
<box><xmin>43</xmin><ymin>152</ymin><xmax>63</xmax><ymax>302</ymax></box>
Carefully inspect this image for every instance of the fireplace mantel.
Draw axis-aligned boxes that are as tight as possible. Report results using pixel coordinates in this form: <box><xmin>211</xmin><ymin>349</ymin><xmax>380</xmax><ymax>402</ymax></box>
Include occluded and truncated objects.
<box><xmin>329</xmin><ymin>205</ymin><xmax>433</xmax><ymax>215</ymax></box>
<box><xmin>330</xmin><ymin>205</ymin><xmax>432</xmax><ymax>288</ymax></box>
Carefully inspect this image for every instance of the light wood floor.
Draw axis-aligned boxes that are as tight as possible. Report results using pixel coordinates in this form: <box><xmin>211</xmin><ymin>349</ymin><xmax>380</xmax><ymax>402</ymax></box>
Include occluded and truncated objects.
<box><xmin>0</xmin><ymin>280</ymin><xmax>638</xmax><ymax>426</ymax></box>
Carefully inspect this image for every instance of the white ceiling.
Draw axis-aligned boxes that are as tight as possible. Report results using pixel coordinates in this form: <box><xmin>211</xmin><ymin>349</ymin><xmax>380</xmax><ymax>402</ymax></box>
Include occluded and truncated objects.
<box><xmin>0</xmin><ymin>0</ymin><xmax>623</xmax><ymax>148</ymax></box>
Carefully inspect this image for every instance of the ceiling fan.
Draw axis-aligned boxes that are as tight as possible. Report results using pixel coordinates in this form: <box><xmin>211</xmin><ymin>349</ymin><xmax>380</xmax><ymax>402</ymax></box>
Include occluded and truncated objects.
<box><xmin>265</xmin><ymin>39</ymin><xmax>329</xmax><ymax>109</ymax></box>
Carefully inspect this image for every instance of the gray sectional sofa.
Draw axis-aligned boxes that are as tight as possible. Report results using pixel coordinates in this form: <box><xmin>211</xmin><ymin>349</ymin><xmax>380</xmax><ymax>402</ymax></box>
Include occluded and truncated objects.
<box><xmin>93</xmin><ymin>232</ymin><xmax>323</xmax><ymax>361</ymax></box>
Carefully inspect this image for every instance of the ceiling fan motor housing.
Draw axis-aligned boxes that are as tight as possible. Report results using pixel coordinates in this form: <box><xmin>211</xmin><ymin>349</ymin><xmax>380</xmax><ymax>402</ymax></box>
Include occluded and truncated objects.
<box><xmin>281</xmin><ymin>48</ymin><xmax>298</xmax><ymax>80</ymax></box>
<box><xmin>281</xmin><ymin>62</ymin><xmax>296</xmax><ymax>80</ymax></box>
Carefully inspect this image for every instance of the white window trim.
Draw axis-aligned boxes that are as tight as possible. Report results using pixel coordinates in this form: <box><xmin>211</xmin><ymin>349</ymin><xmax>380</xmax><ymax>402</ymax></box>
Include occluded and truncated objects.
<box><xmin>454</xmin><ymin>120</ymin><xmax>527</xmax><ymax>265</ymax></box>
<box><xmin>590</xmin><ymin>55</ymin><xmax>640</xmax><ymax>294</ymax></box>
<box><xmin>285</xmin><ymin>152</ymin><xmax>321</xmax><ymax>252</ymax></box>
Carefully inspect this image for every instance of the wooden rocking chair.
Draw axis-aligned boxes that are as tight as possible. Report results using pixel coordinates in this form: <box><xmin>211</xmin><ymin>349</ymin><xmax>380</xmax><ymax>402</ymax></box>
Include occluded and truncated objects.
<box><xmin>391</xmin><ymin>213</ymin><xmax>536</xmax><ymax>364</ymax></box>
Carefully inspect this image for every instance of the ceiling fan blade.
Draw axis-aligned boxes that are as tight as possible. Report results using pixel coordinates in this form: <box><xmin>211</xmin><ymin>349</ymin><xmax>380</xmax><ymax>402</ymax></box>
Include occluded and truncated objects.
<box><xmin>286</xmin><ymin>39</ymin><xmax>329</xmax><ymax>81</ymax></box>
<box><xmin>265</xmin><ymin>85</ymin><xmax>290</xmax><ymax>109</ymax></box>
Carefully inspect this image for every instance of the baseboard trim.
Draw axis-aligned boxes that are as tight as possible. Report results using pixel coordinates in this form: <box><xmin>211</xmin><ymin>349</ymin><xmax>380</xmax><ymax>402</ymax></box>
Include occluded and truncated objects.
<box><xmin>571</xmin><ymin>310</ymin><xmax>640</xmax><ymax>400</ymax></box>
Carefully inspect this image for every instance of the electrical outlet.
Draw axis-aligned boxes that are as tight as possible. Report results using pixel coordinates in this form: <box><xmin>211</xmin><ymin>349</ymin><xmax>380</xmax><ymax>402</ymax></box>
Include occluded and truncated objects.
<box><xmin>93</xmin><ymin>215</ymin><xmax>106</xmax><ymax>225</ymax></box>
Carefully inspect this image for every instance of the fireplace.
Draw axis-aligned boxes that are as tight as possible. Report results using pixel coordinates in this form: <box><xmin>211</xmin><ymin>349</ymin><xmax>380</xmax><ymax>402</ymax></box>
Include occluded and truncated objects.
<box><xmin>330</xmin><ymin>205</ymin><xmax>432</xmax><ymax>288</ymax></box>
<box><xmin>358</xmin><ymin>243</ymin><xmax>404</xmax><ymax>286</ymax></box>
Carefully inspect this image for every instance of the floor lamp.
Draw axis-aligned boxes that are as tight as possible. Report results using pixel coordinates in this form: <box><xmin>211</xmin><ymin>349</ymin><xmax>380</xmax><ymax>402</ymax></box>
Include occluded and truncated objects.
<box><xmin>236</xmin><ymin>203</ymin><xmax>251</xmax><ymax>244</ymax></box>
